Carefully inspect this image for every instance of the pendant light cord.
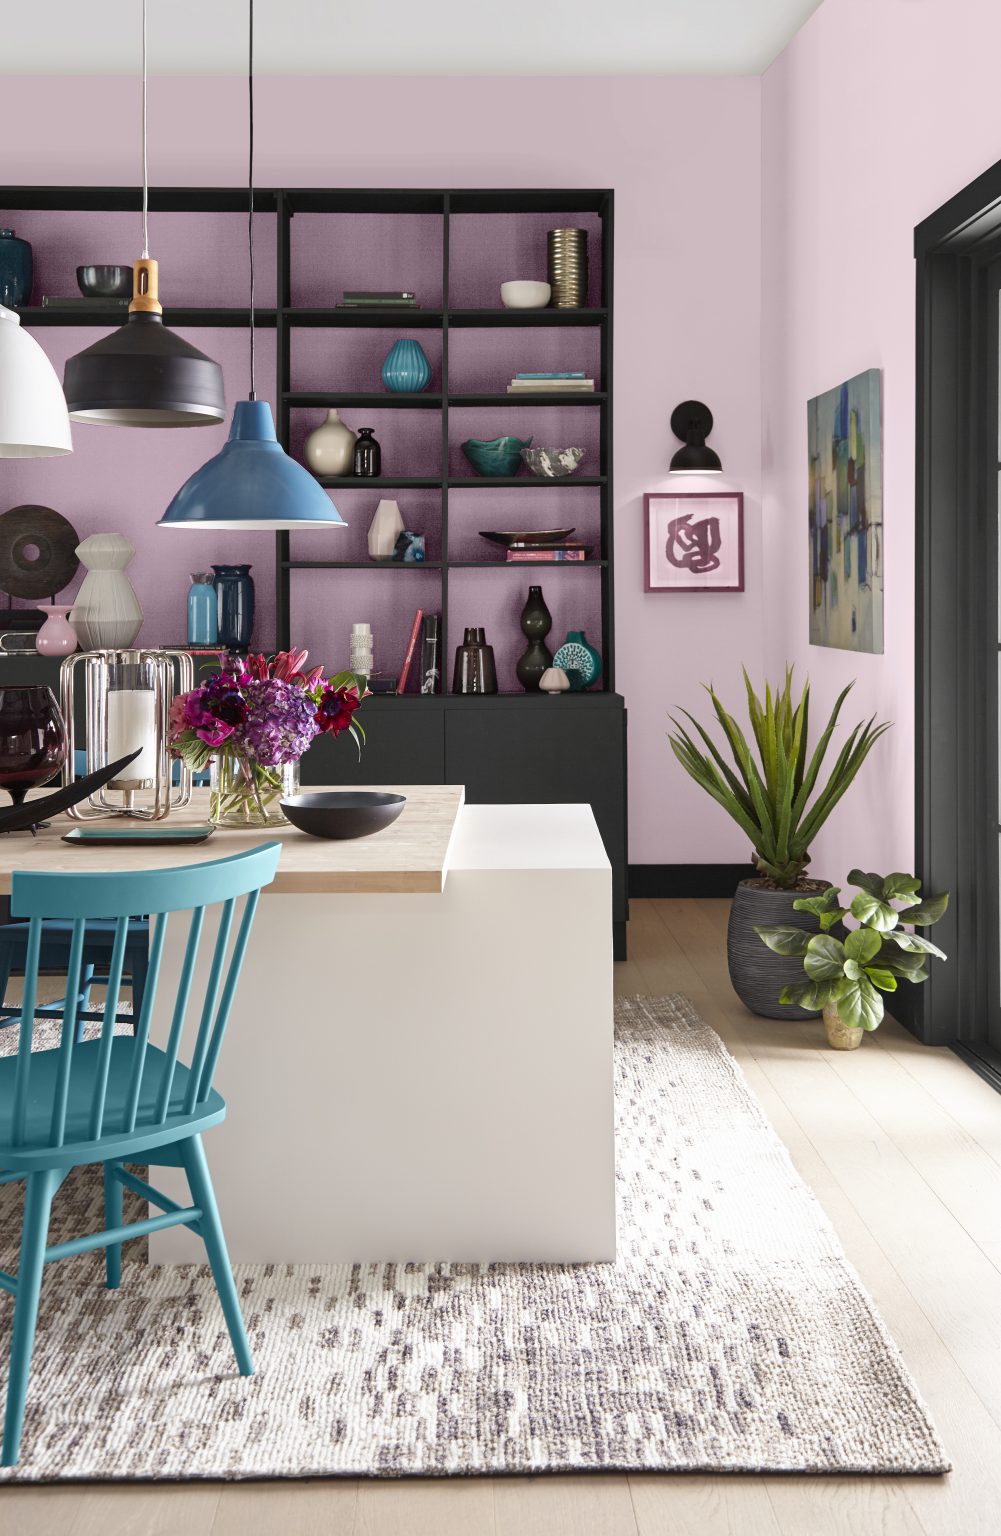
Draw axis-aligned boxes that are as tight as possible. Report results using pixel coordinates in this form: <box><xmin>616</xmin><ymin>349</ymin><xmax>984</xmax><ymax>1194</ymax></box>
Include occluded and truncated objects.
<box><xmin>248</xmin><ymin>0</ymin><xmax>256</xmax><ymax>400</ymax></box>
<box><xmin>141</xmin><ymin>0</ymin><xmax>149</xmax><ymax>259</ymax></box>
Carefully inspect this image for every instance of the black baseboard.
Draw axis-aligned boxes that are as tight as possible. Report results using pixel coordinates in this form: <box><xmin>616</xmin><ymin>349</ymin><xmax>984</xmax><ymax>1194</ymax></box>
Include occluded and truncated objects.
<box><xmin>628</xmin><ymin>863</ymin><xmax>750</xmax><ymax>899</ymax></box>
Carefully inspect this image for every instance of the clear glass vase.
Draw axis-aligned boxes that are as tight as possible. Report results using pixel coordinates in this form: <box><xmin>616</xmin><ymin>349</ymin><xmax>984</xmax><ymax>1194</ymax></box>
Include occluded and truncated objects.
<box><xmin>209</xmin><ymin>751</ymin><xmax>298</xmax><ymax>828</ymax></box>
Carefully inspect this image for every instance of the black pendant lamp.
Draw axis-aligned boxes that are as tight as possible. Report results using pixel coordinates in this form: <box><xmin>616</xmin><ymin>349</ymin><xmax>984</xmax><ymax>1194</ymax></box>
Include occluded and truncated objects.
<box><xmin>63</xmin><ymin>1</ymin><xmax>225</xmax><ymax>427</ymax></box>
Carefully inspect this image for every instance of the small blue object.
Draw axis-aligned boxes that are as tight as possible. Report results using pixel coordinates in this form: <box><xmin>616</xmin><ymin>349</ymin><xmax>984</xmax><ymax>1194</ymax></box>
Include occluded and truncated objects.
<box><xmin>516</xmin><ymin>371</ymin><xmax>585</xmax><ymax>379</ymax></box>
<box><xmin>552</xmin><ymin>630</ymin><xmax>602</xmax><ymax>690</ymax></box>
<box><xmin>461</xmin><ymin>435</ymin><xmax>532</xmax><ymax>477</ymax></box>
<box><xmin>0</xmin><ymin>841</ymin><xmax>281</xmax><ymax>1466</ymax></box>
<box><xmin>393</xmin><ymin>530</ymin><xmax>425</xmax><ymax>563</ymax></box>
<box><xmin>381</xmin><ymin>338</ymin><xmax>432</xmax><ymax>394</ymax></box>
<box><xmin>0</xmin><ymin>229</ymin><xmax>32</xmax><ymax>308</ymax></box>
<box><xmin>158</xmin><ymin>400</ymin><xmax>345</xmax><ymax>530</ymax></box>
<box><xmin>213</xmin><ymin>563</ymin><xmax>255</xmax><ymax>648</ymax></box>
<box><xmin>187</xmin><ymin>572</ymin><xmax>218</xmax><ymax>645</ymax></box>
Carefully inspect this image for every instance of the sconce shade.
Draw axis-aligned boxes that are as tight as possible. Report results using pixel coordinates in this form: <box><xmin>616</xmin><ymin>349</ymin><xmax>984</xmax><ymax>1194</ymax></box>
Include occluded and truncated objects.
<box><xmin>669</xmin><ymin>399</ymin><xmax>722</xmax><ymax>473</ymax></box>
<box><xmin>158</xmin><ymin>399</ymin><xmax>346</xmax><ymax>530</ymax></box>
<box><xmin>0</xmin><ymin>305</ymin><xmax>73</xmax><ymax>457</ymax></box>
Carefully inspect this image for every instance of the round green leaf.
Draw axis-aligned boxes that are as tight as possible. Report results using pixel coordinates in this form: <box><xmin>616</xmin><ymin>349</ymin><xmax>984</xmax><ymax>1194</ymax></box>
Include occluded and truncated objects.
<box><xmin>850</xmin><ymin>891</ymin><xmax>899</xmax><ymax>932</ymax></box>
<box><xmin>844</xmin><ymin>927</ymin><xmax>882</xmax><ymax>964</ymax></box>
<box><xmin>838</xmin><ymin>974</ymin><xmax>884</xmax><ymax>1031</ymax></box>
<box><xmin>754</xmin><ymin>925</ymin><xmax>811</xmax><ymax>957</ymax></box>
<box><xmin>804</xmin><ymin>933</ymin><xmax>847</xmax><ymax>981</ymax></box>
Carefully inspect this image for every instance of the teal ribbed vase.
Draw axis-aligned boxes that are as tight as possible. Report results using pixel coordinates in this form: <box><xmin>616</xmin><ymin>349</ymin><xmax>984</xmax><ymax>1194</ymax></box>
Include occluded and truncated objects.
<box><xmin>552</xmin><ymin>630</ymin><xmax>602</xmax><ymax>690</ymax></box>
<box><xmin>381</xmin><ymin>338</ymin><xmax>432</xmax><ymax>394</ymax></box>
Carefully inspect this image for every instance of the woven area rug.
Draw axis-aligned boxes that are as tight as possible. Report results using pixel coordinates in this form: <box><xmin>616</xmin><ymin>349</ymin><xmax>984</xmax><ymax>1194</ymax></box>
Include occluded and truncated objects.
<box><xmin>0</xmin><ymin>994</ymin><xmax>947</xmax><ymax>1481</ymax></box>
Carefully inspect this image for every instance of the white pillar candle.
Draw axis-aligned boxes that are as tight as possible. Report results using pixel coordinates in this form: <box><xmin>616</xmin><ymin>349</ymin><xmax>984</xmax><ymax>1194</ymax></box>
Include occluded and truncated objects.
<box><xmin>107</xmin><ymin>689</ymin><xmax>158</xmax><ymax>781</ymax></box>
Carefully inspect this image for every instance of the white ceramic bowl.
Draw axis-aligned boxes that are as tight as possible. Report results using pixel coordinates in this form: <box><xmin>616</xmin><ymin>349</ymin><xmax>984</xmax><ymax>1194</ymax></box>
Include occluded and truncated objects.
<box><xmin>500</xmin><ymin>280</ymin><xmax>552</xmax><ymax>310</ymax></box>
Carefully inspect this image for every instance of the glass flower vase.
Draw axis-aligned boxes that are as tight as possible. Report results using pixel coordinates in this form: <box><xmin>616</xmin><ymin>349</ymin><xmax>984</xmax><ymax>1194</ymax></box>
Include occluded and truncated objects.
<box><xmin>209</xmin><ymin>750</ymin><xmax>298</xmax><ymax>828</ymax></box>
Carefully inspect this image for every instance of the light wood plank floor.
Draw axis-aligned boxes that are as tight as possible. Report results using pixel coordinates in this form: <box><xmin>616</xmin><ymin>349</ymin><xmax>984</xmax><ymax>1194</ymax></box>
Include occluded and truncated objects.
<box><xmin>3</xmin><ymin>898</ymin><xmax>1000</xmax><ymax>1536</ymax></box>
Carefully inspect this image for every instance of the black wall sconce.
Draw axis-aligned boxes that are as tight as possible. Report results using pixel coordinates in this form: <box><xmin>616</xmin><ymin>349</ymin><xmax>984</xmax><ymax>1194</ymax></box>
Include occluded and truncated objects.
<box><xmin>669</xmin><ymin>400</ymin><xmax>722</xmax><ymax>473</ymax></box>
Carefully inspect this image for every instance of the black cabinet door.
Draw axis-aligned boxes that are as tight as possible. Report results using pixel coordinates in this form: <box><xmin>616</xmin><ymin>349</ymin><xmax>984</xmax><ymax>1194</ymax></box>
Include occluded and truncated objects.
<box><xmin>444</xmin><ymin>697</ymin><xmax>628</xmax><ymax>930</ymax></box>
<box><xmin>300</xmin><ymin>699</ymin><xmax>445</xmax><ymax>787</ymax></box>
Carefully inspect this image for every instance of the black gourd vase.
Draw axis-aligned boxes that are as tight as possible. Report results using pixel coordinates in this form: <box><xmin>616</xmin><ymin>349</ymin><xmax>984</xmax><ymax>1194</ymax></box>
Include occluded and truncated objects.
<box><xmin>516</xmin><ymin>585</ymin><xmax>553</xmax><ymax>692</ymax></box>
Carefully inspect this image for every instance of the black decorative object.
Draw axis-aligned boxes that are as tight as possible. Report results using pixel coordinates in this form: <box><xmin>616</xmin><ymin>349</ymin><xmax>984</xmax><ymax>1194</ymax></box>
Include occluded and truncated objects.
<box><xmin>76</xmin><ymin>265</ymin><xmax>134</xmax><ymax>300</ymax></box>
<box><xmin>0</xmin><ymin>506</ymin><xmax>80</xmax><ymax>600</ymax></box>
<box><xmin>0</xmin><ymin>685</ymin><xmax>67</xmax><ymax>807</ymax></box>
<box><xmin>726</xmin><ymin>882</ymin><xmax>825</xmax><ymax>1020</ymax></box>
<box><xmin>516</xmin><ymin>585</ymin><xmax>553</xmax><ymax>692</ymax></box>
<box><xmin>0</xmin><ymin>748</ymin><xmax>142</xmax><ymax>834</ymax></box>
<box><xmin>480</xmin><ymin>528</ymin><xmax>575</xmax><ymax>549</ymax></box>
<box><xmin>280</xmin><ymin>791</ymin><xmax>406</xmax><ymax>840</ymax></box>
<box><xmin>453</xmin><ymin>628</ymin><xmax>497</xmax><ymax>695</ymax></box>
<box><xmin>353</xmin><ymin>427</ymin><xmax>381</xmax><ymax>477</ymax></box>
<box><xmin>669</xmin><ymin>400</ymin><xmax>722</xmax><ymax>473</ymax></box>
<box><xmin>420</xmin><ymin>613</ymin><xmax>441</xmax><ymax>695</ymax></box>
<box><xmin>212</xmin><ymin>563</ymin><xmax>255</xmax><ymax>648</ymax></box>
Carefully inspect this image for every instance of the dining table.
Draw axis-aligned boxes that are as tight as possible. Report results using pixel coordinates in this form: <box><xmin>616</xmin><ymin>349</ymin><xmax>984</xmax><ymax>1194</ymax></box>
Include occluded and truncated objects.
<box><xmin>0</xmin><ymin>785</ymin><xmax>615</xmax><ymax>1265</ymax></box>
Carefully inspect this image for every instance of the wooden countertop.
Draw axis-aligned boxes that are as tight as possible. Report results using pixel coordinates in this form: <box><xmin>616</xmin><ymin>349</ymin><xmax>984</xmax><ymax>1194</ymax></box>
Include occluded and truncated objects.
<box><xmin>0</xmin><ymin>786</ymin><xmax>465</xmax><ymax>896</ymax></box>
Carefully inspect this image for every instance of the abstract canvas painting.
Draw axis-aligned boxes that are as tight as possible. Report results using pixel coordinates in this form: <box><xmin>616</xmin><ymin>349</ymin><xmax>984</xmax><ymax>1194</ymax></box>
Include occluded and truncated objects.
<box><xmin>807</xmin><ymin>369</ymin><xmax>883</xmax><ymax>653</ymax></box>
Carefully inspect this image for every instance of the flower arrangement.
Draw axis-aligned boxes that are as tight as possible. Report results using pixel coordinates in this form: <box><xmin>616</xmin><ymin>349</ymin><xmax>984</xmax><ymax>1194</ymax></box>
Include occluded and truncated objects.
<box><xmin>169</xmin><ymin>649</ymin><xmax>367</xmax><ymax>827</ymax></box>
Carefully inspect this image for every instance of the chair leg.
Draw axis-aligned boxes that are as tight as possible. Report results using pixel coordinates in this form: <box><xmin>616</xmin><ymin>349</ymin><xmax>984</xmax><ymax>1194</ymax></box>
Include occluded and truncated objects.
<box><xmin>177</xmin><ymin>1135</ymin><xmax>253</xmax><ymax>1376</ymax></box>
<box><xmin>2</xmin><ymin>1168</ymin><xmax>57</xmax><ymax>1467</ymax></box>
<box><xmin>103</xmin><ymin>1161</ymin><xmax>123</xmax><ymax>1289</ymax></box>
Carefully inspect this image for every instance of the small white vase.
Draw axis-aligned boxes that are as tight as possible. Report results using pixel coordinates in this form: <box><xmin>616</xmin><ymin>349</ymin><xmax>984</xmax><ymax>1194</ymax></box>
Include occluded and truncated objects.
<box><xmin>368</xmin><ymin>499</ymin><xmax>405</xmax><ymax>561</ymax></box>
<box><xmin>304</xmin><ymin>410</ymin><xmax>357</xmax><ymax>476</ymax></box>
<box><xmin>35</xmin><ymin>604</ymin><xmax>78</xmax><ymax>657</ymax></box>
<box><xmin>70</xmin><ymin>533</ymin><xmax>143</xmax><ymax>650</ymax></box>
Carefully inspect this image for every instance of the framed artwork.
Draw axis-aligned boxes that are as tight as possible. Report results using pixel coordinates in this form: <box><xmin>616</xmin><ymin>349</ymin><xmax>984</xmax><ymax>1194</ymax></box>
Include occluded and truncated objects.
<box><xmin>643</xmin><ymin>492</ymin><xmax>744</xmax><ymax>593</ymax></box>
<box><xmin>807</xmin><ymin>368</ymin><xmax>884</xmax><ymax>653</ymax></box>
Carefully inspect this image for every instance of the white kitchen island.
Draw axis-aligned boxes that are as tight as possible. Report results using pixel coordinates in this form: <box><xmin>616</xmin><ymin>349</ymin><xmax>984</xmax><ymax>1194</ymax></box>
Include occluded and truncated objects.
<box><xmin>1</xmin><ymin>787</ymin><xmax>615</xmax><ymax>1265</ymax></box>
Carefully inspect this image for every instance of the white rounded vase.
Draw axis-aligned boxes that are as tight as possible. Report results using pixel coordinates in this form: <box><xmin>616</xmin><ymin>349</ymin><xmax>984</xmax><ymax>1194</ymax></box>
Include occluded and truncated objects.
<box><xmin>70</xmin><ymin>533</ymin><xmax>144</xmax><ymax>650</ymax></box>
<box><xmin>304</xmin><ymin>410</ymin><xmax>357</xmax><ymax>476</ymax></box>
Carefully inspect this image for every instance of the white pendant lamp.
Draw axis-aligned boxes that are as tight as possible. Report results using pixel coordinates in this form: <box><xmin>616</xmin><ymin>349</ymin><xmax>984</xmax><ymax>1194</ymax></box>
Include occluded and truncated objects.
<box><xmin>0</xmin><ymin>305</ymin><xmax>73</xmax><ymax>457</ymax></box>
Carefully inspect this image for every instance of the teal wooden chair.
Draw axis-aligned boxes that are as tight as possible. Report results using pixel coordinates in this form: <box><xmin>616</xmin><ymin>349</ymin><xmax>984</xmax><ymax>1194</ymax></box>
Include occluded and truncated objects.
<box><xmin>0</xmin><ymin>840</ymin><xmax>281</xmax><ymax>1466</ymax></box>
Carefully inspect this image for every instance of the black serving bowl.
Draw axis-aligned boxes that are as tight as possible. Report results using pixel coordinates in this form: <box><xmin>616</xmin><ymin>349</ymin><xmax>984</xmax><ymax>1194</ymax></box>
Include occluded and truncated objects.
<box><xmin>76</xmin><ymin>264</ymin><xmax>133</xmax><ymax>299</ymax></box>
<box><xmin>280</xmin><ymin>791</ymin><xmax>406</xmax><ymax>840</ymax></box>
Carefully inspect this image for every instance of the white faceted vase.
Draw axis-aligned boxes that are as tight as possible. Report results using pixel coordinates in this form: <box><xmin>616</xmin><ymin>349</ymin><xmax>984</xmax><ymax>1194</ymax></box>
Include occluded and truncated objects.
<box><xmin>70</xmin><ymin>533</ymin><xmax>144</xmax><ymax>650</ymax></box>
<box><xmin>367</xmin><ymin>498</ymin><xmax>405</xmax><ymax>560</ymax></box>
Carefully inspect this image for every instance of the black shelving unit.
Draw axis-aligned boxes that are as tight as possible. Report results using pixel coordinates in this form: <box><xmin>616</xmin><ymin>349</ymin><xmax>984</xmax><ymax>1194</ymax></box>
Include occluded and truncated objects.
<box><xmin>0</xmin><ymin>183</ymin><xmax>627</xmax><ymax>955</ymax></box>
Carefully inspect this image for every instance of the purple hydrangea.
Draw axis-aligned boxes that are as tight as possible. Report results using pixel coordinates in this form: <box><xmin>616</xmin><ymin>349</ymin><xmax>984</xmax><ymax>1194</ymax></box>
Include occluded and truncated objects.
<box><xmin>239</xmin><ymin>678</ymin><xmax>318</xmax><ymax>766</ymax></box>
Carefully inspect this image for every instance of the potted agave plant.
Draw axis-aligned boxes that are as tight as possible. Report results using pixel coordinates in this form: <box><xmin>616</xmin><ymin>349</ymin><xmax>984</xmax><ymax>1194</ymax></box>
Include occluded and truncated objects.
<box><xmin>669</xmin><ymin>669</ymin><xmax>889</xmax><ymax>1018</ymax></box>
<box><xmin>169</xmin><ymin>648</ymin><xmax>367</xmax><ymax>828</ymax></box>
<box><xmin>755</xmin><ymin>872</ymin><xmax>948</xmax><ymax>1048</ymax></box>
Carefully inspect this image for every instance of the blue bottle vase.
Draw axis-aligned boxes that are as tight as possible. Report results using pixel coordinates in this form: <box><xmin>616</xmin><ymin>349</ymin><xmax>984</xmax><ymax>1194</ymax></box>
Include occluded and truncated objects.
<box><xmin>212</xmin><ymin>564</ymin><xmax>254</xmax><ymax>648</ymax></box>
<box><xmin>0</xmin><ymin>229</ymin><xmax>33</xmax><ymax>308</ymax></box>
<box><xmin>187</xmin><ymin>573</ymin><xmax>218</xmax><ymax>645</ymax></box>
<box><xmin>381</xmin><ymin>338</ymin><xmax>432</xmax><ymax>394</ymax></box>
<box><xmin>552</xmin><ymin>630</ymin><xmax>602</xmax><ymax>690</ymax></box>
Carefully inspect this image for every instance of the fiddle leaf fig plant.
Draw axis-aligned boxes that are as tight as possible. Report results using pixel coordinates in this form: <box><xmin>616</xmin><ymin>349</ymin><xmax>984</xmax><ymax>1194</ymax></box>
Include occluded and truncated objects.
<box><xmin>754</xmin><ymin>870</ymin><xmax>949</xmax><ymax>1031</ymax></box>
<box><xmin>668</xmin><ymin>668</ymin><xmax>890</xmax><ymax>888</ymax></box>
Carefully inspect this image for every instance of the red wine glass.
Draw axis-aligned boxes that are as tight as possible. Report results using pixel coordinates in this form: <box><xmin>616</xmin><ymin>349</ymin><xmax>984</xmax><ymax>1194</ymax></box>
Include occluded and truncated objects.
<box><xmin>0</xmin><ymin>686</ymin><xmax>69</xmax><ymax>809</ymax></box>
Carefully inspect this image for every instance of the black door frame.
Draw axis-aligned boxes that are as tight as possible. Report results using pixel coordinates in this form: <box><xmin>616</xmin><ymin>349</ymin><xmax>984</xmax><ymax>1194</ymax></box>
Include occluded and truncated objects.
<box><xmin>913</xmin><ymin>160</ymin><xmax>1001</xmax><ymax>1067</ymax></box>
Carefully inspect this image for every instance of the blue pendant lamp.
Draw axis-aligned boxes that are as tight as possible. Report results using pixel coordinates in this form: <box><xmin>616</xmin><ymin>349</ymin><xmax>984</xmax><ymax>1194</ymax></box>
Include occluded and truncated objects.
<box><xmin>159</xmin><ymin>0</ymin><xmax>344</xmax><ymax>532</ymax></box>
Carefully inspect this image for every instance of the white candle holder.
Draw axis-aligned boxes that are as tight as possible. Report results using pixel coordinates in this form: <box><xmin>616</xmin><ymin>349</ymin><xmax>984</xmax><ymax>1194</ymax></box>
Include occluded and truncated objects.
<box><xmin>60</xmin><ymin>649</ymin><xmax>196</xmax><ymax>820</ymax></box>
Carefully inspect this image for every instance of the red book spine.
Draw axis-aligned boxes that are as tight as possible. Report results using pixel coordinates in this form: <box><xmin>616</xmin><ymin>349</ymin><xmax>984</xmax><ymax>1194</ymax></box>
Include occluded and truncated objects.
<box><xmin>398</xmin><ymin>608</ymin><xmax>424</xmax><ymax>693</ymax></box>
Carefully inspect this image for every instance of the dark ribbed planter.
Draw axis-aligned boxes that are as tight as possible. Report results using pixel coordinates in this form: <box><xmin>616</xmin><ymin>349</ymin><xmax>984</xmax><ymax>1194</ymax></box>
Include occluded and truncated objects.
<box><xmin>727</xmin><ymin>880</ymin><xmax>826</xmax><ymax>1020</ymax></box>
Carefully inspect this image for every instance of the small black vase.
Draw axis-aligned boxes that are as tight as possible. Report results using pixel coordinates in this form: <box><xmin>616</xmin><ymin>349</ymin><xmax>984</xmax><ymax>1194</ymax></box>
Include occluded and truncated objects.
<box><xmin>353</xmin><ymin>427</ymin><xmax>381</xmax><ymax>477</ymax></box>
<box><xmin>516</xmin><ymin>585</ymin><xmax>553</xmax><ymax>692</ymax></box>
<box><xmin>212</xmin><ymin>564</ymin><xmax>255</xmax><ymax>648</ymax></box>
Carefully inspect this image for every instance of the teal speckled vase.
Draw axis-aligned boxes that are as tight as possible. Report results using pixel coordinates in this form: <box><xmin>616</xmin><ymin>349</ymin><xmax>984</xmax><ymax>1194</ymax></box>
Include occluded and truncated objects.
<box><xmin>381</xmin><ymin>337</ymin><xmax>432</xmax><ymax>393</ymax></box>
<box><xmin>553</xmin><ymin>630</ymin><xmax>602</xmax><ymax>690</ymax></box>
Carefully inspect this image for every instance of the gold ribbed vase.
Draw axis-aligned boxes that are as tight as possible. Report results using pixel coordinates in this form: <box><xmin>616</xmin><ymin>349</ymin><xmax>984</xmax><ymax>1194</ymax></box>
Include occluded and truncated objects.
<box><xmin>547</xmin><ymin>228</ymin><xmax>589</xmax><ymax>308</ymax></box>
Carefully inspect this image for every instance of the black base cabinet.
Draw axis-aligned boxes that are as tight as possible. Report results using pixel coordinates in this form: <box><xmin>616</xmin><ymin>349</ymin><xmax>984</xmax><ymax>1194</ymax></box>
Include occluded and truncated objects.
<box><xmin>302</xmin><ymin>693</ymin><xmax>628</xmax><ymax>957</ymax></box>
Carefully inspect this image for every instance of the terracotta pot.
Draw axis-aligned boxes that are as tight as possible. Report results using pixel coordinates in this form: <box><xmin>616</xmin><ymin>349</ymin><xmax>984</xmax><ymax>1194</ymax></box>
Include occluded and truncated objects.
<box><xmin>823</xmin><ymin>1002</ymin><xmax>864</xmax><ymax>1051</ymax></box>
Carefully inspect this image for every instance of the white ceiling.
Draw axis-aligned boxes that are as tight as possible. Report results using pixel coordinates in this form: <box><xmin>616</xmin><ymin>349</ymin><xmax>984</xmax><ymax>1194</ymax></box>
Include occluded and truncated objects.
<box><xmin>1</xmin><ymin>0</ymin><xmax>824</xmax><ymax>77</ymax></box>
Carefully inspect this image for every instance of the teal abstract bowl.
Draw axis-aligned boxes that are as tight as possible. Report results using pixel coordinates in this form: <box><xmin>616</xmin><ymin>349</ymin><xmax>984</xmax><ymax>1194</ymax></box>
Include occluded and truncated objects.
<box><xmin>461</xmin><ymin>435</ymin><xmax>533</xmax><ymax>477</ymax></box>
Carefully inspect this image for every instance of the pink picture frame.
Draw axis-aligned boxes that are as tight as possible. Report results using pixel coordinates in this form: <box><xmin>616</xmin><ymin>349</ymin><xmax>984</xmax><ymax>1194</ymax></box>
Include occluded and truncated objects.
<box><xmin>644</xmin><ymin>491</ymin><xmax>744</xmax><ymax>593</ymax></box>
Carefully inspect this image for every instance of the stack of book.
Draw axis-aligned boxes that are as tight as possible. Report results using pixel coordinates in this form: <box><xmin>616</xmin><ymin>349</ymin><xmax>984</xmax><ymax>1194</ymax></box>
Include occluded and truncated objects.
<box><xmin>505</xmin><ymin>542</ymin><xmax>591</xmax><ymax>563</ymax></box>
<box><xmin>506</xmin><ymin>371</ymin><xmax>595</xmax><ymax>394</ymax></box>
<box><xmin>335</xmin><ymin>290</ymin><xmax>422</xmax><ymax>310</ymax></box>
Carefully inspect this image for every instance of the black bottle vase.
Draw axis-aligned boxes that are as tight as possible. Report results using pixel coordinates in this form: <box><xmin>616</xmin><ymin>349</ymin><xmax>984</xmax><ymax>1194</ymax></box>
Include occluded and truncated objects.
<box><xmin>516</xmin><ymin>585</ymin><xmax>553</xmax><ymax>692</ymax></box>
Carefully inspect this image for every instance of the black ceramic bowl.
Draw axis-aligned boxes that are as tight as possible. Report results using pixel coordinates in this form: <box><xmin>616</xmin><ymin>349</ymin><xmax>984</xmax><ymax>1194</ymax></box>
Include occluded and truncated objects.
<box><xmin>280</xmin><ymin>791</ymin><xmax>406</xmax><ymax>840</ymax></box>
<box><xmin>76</xmin><ymin>264</ymin><xmax>133</xmax><ymax>299</ymax></box>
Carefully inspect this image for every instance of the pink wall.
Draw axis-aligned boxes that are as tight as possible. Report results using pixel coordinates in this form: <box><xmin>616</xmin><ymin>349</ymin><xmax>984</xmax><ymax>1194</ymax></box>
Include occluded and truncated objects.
<box><xmin>761</xmin><ymin>0</ymin><xmax>1001</xmax><ymax>885</ymax></box>
<box><xmin>0</xmin><ymin>73</ymin><xmax>762</xmax><ymax>864</ymax></box>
